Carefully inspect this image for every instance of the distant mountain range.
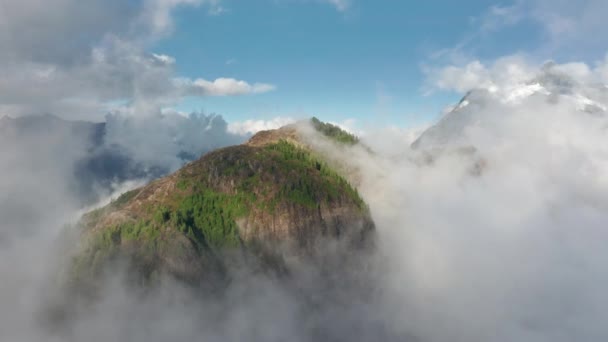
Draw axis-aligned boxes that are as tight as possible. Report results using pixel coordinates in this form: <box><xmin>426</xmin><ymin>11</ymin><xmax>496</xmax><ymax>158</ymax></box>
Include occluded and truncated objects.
<box><xmin>0</xmin><ymin>113</ymin><xmax>238</xmax><ymax>205</ymax></box>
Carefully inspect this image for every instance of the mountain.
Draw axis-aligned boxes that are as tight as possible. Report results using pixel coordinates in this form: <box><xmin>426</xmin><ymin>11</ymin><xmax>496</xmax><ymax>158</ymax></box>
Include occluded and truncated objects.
<box><xmin>0</xmin><ymin>114</ymin><xmax>158</xmax><ymax>204</ymax></box>
<box><xmin>413</xmin><ymin>63</ymin><xmax>608</xmax><ymax>150</ymax></box>
<box><xmin>69</xmin><ymin>119</ymin><xmax>374</xmax><ymax>290</ymax></box>
<box><xmin>0</xmin><ymin>114</ymin><xmax>111</xmax><ymax>237</ymax></box>
<box><xmin>0</xmin><ymin>113</ymin><xmax>244</xmax><ymax>207</ymax></box>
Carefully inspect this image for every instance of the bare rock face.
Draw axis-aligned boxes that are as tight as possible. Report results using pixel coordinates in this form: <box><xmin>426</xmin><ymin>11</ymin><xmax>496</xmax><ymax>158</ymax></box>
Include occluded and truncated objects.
<box><xmin>70</xmin><ymin>121</ymin><xmax>375</xmax><ymax>288</ymax></box>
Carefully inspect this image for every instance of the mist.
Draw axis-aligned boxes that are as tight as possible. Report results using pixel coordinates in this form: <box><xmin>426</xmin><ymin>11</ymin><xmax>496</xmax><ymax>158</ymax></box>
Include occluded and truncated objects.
<box><xmin>355</xmin><ymin>64</ymin><xmax>608</xmax><ymax>341</ymax></box>
<box><xmin>3</xmin><ymin>60</ymin><xmax>608</xmax><ymax>341</ymax></box>
<box><xmin>0</xmin><ymin>111</ymin><xmax>248</xmax><ymax>341</ymax></box>
<box><xmin>2</xmin><ymin>0</ymin><xmax>608</xmax><ymax>340</ymax></box>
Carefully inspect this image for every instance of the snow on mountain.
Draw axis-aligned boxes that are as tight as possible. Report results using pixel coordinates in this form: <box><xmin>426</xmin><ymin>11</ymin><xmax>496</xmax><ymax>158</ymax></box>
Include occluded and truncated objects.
<box><xmin>413</xmin><ymin>64</ymin><xmax>608</xmax><ymax>149</ymax></box>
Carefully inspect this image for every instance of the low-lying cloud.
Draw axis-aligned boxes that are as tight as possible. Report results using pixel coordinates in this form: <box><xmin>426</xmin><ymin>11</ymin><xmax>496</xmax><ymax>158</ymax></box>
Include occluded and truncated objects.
<box><xmin>2</xmin><ymin>57</ymin><xmax>608</xmax><ymax>341</ymax></box>
<box><xmin>227</xmin><ymin>117</ymin><xmax>296</xmax><ymax>136</ymax></box>
<box><xmin>357</xmin><ymin>58</ymin><xmax>608</xmax><ymax>341</ymax></box>
<box><xmin>2</xmin><ymin>0</ymin><xmax>608</xmax><ymax>340</ymax></box>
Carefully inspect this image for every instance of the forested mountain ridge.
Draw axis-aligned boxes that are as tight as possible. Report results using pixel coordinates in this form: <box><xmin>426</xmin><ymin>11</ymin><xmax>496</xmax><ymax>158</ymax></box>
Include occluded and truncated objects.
<box><xmin>70</xmin><ymin>118</ymin><xmax>375</xmax><ymax>289</ymax></box>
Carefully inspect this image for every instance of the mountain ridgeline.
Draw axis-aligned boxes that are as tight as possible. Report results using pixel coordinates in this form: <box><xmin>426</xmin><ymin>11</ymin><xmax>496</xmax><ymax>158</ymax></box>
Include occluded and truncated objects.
<box><xmin>70</xmin><ymin>118</ymin><xmax>374</xmax><ymax>289</ymax></box>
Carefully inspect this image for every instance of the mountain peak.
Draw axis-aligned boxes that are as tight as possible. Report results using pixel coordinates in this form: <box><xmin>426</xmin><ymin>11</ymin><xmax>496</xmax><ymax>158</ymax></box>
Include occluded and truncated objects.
<box><xmin>246</xmin><ymin>117</ymin><xmax>359</xmax><ymax>147</ymax></box>
<box><xmin>413</xmin><ymin>69</ymin><xmax>608</xmax><ymax>150</ymax></box>
<box><xmin>70</xmin><ymin>121</ymin><xmax>374</xmax><ymax>289</ymax></box>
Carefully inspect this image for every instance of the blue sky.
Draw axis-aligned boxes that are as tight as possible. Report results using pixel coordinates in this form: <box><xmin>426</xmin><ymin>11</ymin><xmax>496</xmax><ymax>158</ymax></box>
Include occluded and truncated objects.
<box><xmin>2</xmin><ymin>0</ymin><xmax>605</xmax><ymax>127</ymax></box>
<box><xmin>153</xmin><ymin>0</ymin><xmax>539</xmax><ymax>127</ymax></box>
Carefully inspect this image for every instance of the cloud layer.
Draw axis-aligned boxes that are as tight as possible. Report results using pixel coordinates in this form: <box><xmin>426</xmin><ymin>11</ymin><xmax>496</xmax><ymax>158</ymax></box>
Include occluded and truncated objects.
<box><xmin>1</xmin><ymin>1</ymin><xmax>608</xmax><ymax>341</ymax></box>
<box><xmin>1</xmin><ymin>56</ymin><xmax>608</xmax><ymax>341</ymax></box>
<box><xmin>0</xmin><ymin>0</ymin><xmax>275</xmax><ymax>120</ymax></box>
<box><xmin>359</xmin><ymin>57</ymin><xmax>608</xmax><ymax>341</ymax></box>
<box><xmin>227</xmin><ymin>117</ymin><xmax>296</xmax><ymax>135</ymax></box>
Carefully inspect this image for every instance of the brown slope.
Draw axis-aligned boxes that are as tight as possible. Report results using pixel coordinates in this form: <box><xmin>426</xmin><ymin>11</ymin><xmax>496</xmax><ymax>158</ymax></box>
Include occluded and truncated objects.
<box><xmin>71</xmin><ymin>126</ymin><xmax>375</xmax><ymax>287</ymax></box>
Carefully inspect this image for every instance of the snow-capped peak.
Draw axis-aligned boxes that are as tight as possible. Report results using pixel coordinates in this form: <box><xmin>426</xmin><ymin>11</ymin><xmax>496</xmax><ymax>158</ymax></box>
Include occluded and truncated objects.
<box><xmin>413</xmin><ymin>67</ymin><xmax>608</xmax><ymax>149</ymax></box>
<box><xmin>503</xmin><ymin>83</ymin><xmax>549</xmax><ymax>103</ymax></box>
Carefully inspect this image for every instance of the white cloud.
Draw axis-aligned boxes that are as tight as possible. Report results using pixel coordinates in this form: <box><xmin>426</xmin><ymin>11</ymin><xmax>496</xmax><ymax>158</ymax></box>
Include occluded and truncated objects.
<box><xmin>431</xmin><ymin>0</ymin><xmax>608</xmax><ymax>74</ymax></box>
<box><xmin>476</xmin><ymin>4</ymin><xmax>525</xmax><ymax>33</ymax></box>
<box><xmin>429</xmin><ymin>60</ymin><xmax>493</xmax><ymax>93</ymax></box>
<box><xmin>141</xmin><ymin>0</ymin><xmax>223</xmax><ymax>37</ymax></box>
<box><xmin>420</xmin><ymin>54</ymin><xmax>608</xmax><ymax>152</ymax></box>
<box><xmin>152</xmin><ymin>53</ymin><xmax>176</xmax><ymax>65</ymax></box>
<box><xmin>527</xmin><ymin>0</ymin><xmax>608</xmax><ymax>45</ymax></box>
<box><xmin>426</xmin><ymin>55</ymin><xmax>556</xmax><ymax>94</ymax></box>
<box><xmin>308</xmin><ymin>59</ymin><xmax>608</xmax><ymax>341</ymax></box>
<box><xmin>104</xmin><ymin>111</ymin><xmax>244</xmax><ymax>170</ymax></box>
<box><xmin>181</xmin><ymin>77</ymin><xmax>276</xmax><ymax>97</ymax></box>
<box><xmin>426</xmin><ymin>56</ymin><xmax>536</xmax><ymax>95</ymax></box>
<box><xmin>490</xmin><ymin>0</ymin><xmax>607</xmax><ymax>53</ymax></box>
<box><xmin>360</xmin><ymin>124</ymin><xmax>429</xmax><ymax>148</ymax></box>
<box><xmin>425</xmin><ymin>54</ymin><xmax>608</xmax><ymax>109</ymax></box>
<box><xmin>228</xmin><ymin>117</ymin><xmax>295</xmax><ymax>135</ymax></box>
<box><xmin>0</xmin><ymin>0</ymin><xmax>275</xmax><ymax>120</ymax></box>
